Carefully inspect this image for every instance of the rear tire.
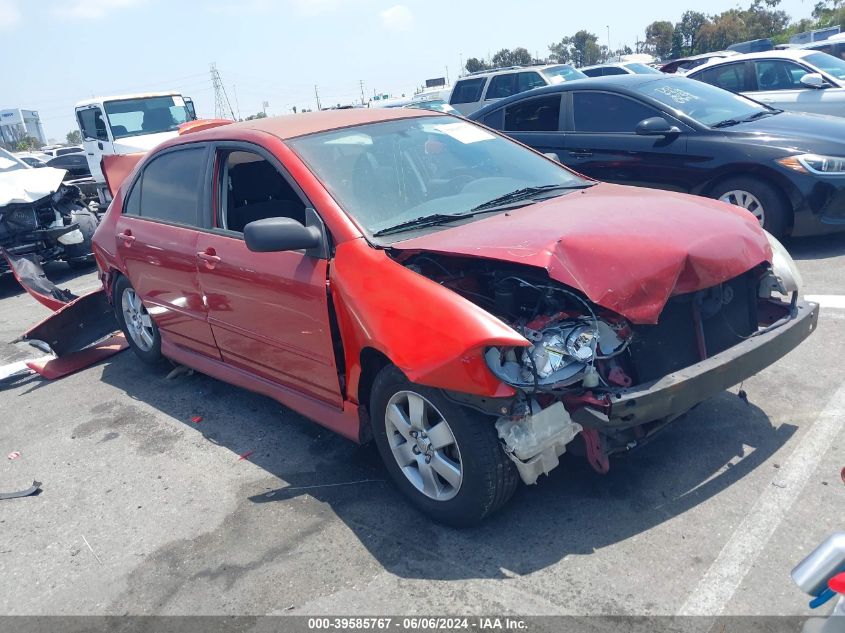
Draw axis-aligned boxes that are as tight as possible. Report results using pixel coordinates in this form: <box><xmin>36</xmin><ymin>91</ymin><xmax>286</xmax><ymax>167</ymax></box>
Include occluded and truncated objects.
<box><xmin>370</xmin><ymin>365</ymin><xmax>518</xmax><ymax>526</ymax></box>
<box><xmin>710</xmin><ymin>177</ymin><xmax>790</xmax><ymax>238</ymax></box>
<box><xmin>114</xmin><ymin>275</ymin><xmax>162</xmax><ymax>365</ymax></box>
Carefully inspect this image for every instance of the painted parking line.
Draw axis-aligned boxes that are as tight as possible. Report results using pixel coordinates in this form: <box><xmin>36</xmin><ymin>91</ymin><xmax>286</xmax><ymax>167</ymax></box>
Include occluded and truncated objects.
<box><xmin>678</xmin><ymin>378</ymin><xmax>845</xmax><ymax>616</ymax></box>
<box><xmin>805</xmin><ymin>295</ymin><xmax>845</xmax><ymax>310</ymax></box>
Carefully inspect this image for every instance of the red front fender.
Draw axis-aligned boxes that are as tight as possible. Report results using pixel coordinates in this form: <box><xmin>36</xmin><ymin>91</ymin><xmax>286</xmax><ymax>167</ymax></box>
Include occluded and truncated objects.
<box><xmin>330</xmin><ymin>240</ymin><xmax>527</xmax><ymax>402</ymax></box>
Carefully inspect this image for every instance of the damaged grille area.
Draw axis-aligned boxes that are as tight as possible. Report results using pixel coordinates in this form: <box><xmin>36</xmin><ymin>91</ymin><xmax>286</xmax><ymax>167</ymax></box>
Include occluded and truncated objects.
<box><xmin>629</xmin><ymin>270</ymin><xmax>759</xmax><ymax>383</ymax></box>
<box><xmin>0</xmin><ymin>207</ymin><xmax>40</xmax><ymax>244</ymax></box>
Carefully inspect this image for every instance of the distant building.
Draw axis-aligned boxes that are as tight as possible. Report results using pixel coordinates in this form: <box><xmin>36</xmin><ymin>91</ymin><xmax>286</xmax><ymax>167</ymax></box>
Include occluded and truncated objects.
<box><xmin>0</xmin><ymin>108</ymin><xmax>47</xmax><ymax>147</ymax></box>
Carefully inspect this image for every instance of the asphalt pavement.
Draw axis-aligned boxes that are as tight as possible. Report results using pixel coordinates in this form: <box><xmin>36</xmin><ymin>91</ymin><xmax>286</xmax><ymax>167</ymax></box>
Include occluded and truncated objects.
<box><xmin>0</xmin><ymin>233</ymin><xmax>843</xmax><ymax>617</ymax></box>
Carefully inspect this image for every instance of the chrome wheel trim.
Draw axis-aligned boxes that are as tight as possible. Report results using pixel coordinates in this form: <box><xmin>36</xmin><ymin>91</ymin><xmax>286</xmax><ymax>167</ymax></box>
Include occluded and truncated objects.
<box><xmin>384</xmin><ymin>391</ymin><xmax>463</xmax><ymax>501</ymax></box>
<box><xmin>121</xmin><ymin>288</ymin><xmax>155</xmax><ymax>352</ymax></box>
<box><xmin>719</xmin><ymin>189</ymin><xmax>765</xmax><ymax>226</ymax></box>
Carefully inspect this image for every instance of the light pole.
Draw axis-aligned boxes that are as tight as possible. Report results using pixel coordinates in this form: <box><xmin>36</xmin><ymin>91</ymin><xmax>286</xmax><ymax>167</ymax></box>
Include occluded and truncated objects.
<box><xmin>607</xmin><ymin>25</ymin><xmax>611</xmax><ymax>56</ymax></box>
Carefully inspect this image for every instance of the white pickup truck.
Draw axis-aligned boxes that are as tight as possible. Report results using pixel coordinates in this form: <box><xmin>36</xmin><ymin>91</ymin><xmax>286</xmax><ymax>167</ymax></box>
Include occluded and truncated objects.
<box><xmin>75</xmin><ymin>92</ymin><xmax>197</xmax><ymax>204</ymax></box>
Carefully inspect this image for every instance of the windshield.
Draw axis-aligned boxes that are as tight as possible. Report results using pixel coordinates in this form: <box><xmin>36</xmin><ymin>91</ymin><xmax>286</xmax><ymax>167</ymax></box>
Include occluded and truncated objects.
<box><xmin>289</xmin><ymin>115</ymin><xmax>589</xmax><ymax>239</ymax></box>
<box><xmin>642</xmin><ymin>77</ymin><xmax>769</xmax><ymax>126</ymax></box>
<box><xmin>542</xmin><ymin>65</ymin><xmax>588</xmax><ymax>84</ymax></box>
<box><xmin>104</xmin><ymin>95</ymin><xmax>191</xmax><ymax>139</ymax></box>
<box><xmin>625</xmin><ymin>63</ymin><xmax>662</xmax><ymax>75</ymax></box>
<box><xmin>805</xmin><ymin>52</ymin><xmax>845</xmax><ymax>80</ymax></box>
<box><xmin>0</xmin><ymin>148</ymin><xmax>29</xmax><ymax>173</ymax></box>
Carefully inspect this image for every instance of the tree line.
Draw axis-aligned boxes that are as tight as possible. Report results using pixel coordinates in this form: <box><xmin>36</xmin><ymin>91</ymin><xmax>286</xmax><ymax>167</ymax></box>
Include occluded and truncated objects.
<box><xmin>464</xmin><ymin>0</ymin><xmax>845</xmax><ymax>72</ymax></box>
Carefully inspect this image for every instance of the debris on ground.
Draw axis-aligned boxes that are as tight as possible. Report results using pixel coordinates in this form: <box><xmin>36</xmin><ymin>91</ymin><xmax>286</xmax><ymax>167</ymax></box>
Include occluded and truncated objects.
<box><xmin>0</xmin><ymin>481</ymin><xmax>41</xmax><ymax>500</ymax></box>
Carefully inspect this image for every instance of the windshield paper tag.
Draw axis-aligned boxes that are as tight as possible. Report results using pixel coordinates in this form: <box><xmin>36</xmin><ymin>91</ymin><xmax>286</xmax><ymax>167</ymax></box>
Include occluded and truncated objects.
<box><xmin>172</xmin><ymin>96</ymin><xmax>185</xmax><ymax>107</ymax></box>
<box><xmin>434</xmin><ymin>122</ymin><xmax>494</xmax><ymax>144</ymax></box>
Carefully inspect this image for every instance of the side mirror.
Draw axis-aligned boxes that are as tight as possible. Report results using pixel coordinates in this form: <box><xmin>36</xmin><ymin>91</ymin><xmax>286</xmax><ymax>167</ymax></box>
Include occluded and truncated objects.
<box><xmin>543</xmin><ymin>152</ymin><xmax>561</xmax><ymax>162</ymax></box>
<box><xmin>800</xmin><ymin>72</ymin><xmax>827</xmax><ymax>89</ymax></box>
<box><xmin>635</xmin><ymin>116</ymin><xmax>682</xmax><ymax>136</ymax></box>
<box><xmin>244</xmin><ymin>217</ymin><xmax>322</xmax><ymax>253</ymax></box>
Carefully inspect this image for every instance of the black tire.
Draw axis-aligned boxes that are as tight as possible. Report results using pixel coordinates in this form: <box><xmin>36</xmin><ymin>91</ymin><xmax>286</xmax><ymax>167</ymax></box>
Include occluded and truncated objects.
<box><xmin>370</xmin><ymin>365</ymin><xmax>518</xmax><ymax>527</ymax></box>
<box><xmin>710</xmin><ymin>177</ymin><xmax>790</xmax><ymax>238</ymax></box>
<box><xmin>113</xmin><ymin>275</ymin><xmax>163</xmax><ymax>365</ymax></box>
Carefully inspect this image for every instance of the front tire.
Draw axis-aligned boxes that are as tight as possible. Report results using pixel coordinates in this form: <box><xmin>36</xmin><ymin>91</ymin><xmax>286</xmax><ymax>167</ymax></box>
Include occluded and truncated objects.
<box><xmin>710</xmin><ymin>177</ymin><xmax>790</xmax><ymax>238</ymax></box>
<box><xmin>114</xmin><ymin>275</ymin><xmax>162</xmax><ymax>365</ymax></box>
<box><xmin>370</xmin><ymin>365</ymin><xmax>518</xmax><ymax>526</ymax></box>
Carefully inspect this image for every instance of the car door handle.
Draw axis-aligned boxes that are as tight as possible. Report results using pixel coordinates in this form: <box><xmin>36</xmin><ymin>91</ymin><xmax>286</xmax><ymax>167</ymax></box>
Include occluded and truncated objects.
<box><xmin>197</xmin><ymin>251</ymin><xmax>221</xmax><ymax>266</ymax></box>
<box><xmin>118</xmin><ymin>231</ymin><xmax>135</xmax><ymax>244</ymax></box>
<box><xmin>569</xmin><ymin>150</ymin><xmax>593</xmax><ymax>158</ymax></box>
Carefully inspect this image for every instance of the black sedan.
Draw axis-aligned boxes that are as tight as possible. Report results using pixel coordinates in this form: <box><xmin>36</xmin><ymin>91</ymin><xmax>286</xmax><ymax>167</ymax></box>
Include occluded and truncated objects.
<box><xmin>469</xmin><ymin>74</ymin><xmax>845</xmax><ymax>237</ymax></box>
<box><xmin>46</xmin><ymin>153</ymin><xmax>91</xmax><ymax>179</ymax></box>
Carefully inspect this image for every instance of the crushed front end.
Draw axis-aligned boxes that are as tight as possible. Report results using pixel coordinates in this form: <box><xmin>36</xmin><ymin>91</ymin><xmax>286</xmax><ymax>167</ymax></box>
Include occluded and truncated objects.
<box><xmin>0</xmin><ymin>184</ymin><xmax>99</xmax><ymax>275</ymax></box>
<box><xmin>398</xmin><ymin>240</ymin><xmax>818</xmax><ymax>484</ymax></box>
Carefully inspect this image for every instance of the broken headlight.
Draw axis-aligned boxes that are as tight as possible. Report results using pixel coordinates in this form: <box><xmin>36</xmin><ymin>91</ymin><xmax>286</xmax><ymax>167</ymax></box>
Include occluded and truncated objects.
<box><xmin>765</xmin><ymin>230</ymin><xmax>802</xmax><ymax>294</ymax></box>
<box><xmin>485</xmin><ymin>316</ymin><xmax>630</xmax><ymax>391</ymax></box>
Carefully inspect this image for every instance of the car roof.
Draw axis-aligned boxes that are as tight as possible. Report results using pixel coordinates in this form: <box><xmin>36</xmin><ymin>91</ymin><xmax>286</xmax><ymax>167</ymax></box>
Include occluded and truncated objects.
<box><xmin>75</xmin><ymin>92</ymin><xmax>185</xmax><ymax>108</ymax></box>
<box><xmin>179</xmin><ymin>107</ymin><xmax>443</xmax><ymax>143</ymax></box>
<box><xmin>581</xmin><ymin>62</ymin><xmax>626</xmax><ymax>70</ymax></box>
<box><xmin>469</xmin><ymin>74</ymin><xmax>673</xmax><ymax>116</ymax></box>
<box><xmin>459</xmin><ymin>64</ymin><xmax>570</xmax><ymax>79</ymax></box>
<box><xmin>692</xmin><ymin>48</ymin><xmax>815</xmax><ymax>72</ymax></box>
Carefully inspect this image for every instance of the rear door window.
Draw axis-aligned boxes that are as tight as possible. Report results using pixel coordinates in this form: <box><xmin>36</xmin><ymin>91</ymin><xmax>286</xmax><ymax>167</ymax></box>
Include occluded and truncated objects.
<box><xmin>504</xmin><ymin>95</ymin><xmax>562</xmax><ymax>132</ymax></box>
<box><xmin>485</xmin><ymin>74</ymin><xmax>517</xmax><ymax>99</ymax></box>
<box><xmin>450</xmin><ymin>78</ymin><xmax>486</xmax><ymax>104</ymax></box>
<box><xmin>129</xmin><ymin>147</ymin><xmax>206</xmax><ymax>225</ymax></box>
<box><xmin>572</xmin><ymin>92</ymin><xmax>659</xmax><ymax>133</ymax></box>
<box><xmin>694</xmin><ymin>62</ymin><xmax>749</xmax><ymax>92</ymax></box>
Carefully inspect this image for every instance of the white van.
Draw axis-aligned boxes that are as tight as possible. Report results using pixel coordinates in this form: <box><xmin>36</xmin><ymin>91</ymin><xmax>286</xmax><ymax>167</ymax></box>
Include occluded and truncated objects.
<box><xmin>448</xmin><ymin>64</ymin><xmax>586</xmax><ymax>115</ymax></box>
<box><xmin>75</xmin><ymin>92</ymin><xmax>197</xmax><ymax>203</ymax></box>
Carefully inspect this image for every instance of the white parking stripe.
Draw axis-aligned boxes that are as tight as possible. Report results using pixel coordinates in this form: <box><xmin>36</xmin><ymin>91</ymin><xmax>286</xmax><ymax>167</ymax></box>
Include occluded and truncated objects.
<box><xmin>805</xmin><ymin>295</ymin><xmax>845</xmax><ymax>310</ymax></box>
<box><xmin>678</xmin><ymin>379</ymin><xmax>845</xmax><ymax>616</ymax></box>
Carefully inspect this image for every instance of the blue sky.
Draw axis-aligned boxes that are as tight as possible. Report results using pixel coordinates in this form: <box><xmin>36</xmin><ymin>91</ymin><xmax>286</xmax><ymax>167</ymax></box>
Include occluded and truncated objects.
<box><xmin>2</xmin><ymin>0</ymin><xmax>817</xmax><ymax>142</ymax></box>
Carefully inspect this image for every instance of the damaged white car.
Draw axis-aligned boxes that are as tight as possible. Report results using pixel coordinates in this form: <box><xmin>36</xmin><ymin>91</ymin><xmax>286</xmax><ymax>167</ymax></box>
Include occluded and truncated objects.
<box><xmin>0</xmin><ymin>148</ymin><xmax>98</xmax><ymax>275</ymax></box>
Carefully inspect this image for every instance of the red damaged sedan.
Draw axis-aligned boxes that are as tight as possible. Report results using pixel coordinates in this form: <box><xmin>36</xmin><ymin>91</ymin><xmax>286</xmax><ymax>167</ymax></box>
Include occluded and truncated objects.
<box><xmin>92</xmin><ymin>109</ymin><xmax>817</xmax><ymax>525</ymax></box>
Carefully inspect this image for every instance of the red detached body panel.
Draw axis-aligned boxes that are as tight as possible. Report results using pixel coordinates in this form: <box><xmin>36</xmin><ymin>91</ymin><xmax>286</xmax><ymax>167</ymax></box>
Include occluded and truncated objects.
<box><xmin>393</xmin><ymin>183</ymin><xmax>772</xmax><ymax>324</ymax></box>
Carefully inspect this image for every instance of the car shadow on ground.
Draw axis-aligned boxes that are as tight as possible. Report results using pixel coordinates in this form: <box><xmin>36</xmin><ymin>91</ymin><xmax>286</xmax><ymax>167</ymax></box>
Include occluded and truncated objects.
<box><xmin>91</xmin><ymin>353</ymin><xmax>797</xmax><ymax>581</ymax></box>
<box><xmin>787</xmin><ymin>232</ymin><xmax>845</xmax><ymax>261</ymax></box>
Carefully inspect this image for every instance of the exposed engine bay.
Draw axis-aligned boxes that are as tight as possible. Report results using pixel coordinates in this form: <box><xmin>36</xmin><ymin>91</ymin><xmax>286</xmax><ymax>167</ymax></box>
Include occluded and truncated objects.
<box><xmin>397</xmin><ymin>251</ymin><xmax>805</xmax><ymax>484</ymax></box>
<box><xmin>0</xmin><ymin>183</ymin><xmax>98</xmax><ymax>275</ymax></box>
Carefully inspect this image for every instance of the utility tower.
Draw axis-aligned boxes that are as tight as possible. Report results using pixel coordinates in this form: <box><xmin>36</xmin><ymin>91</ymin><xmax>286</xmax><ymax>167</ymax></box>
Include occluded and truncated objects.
<box><xmin>210</xmin><ymin>63</ymin><xmax>236</xmax><ymax>120</ymax></box>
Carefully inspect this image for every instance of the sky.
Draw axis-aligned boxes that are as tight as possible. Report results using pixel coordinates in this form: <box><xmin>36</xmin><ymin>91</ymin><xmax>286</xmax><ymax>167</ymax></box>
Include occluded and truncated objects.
<box><xmin>1</xmin><ymin>0</ymin><xmax>819</xmax><ymax>142</ymax></box>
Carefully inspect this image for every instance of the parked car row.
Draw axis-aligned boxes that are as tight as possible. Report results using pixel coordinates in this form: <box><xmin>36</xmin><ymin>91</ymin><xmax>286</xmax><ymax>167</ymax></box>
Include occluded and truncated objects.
<box><xmin>468</xmin><ymin>74</ymin><xmax>845</xmax><ymax>238</ymax></box>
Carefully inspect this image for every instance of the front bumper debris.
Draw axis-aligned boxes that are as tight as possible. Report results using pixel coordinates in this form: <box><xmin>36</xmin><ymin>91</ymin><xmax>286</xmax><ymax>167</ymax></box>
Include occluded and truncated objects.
<box><xmin>571</xmin><ymin>299</ymin><xmax>819</xmax><ymax>429</ymax></box>
<box><xmin>496</xmin><ymin>401</ymin><xmax>582</xmax><ymax>485</ymax></box>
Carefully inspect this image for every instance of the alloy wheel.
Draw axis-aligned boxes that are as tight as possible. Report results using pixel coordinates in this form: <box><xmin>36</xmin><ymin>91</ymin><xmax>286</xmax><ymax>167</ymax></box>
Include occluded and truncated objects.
<box><xmin>121</xmin><ymin>288</ymin><xmax>155</xmax><ymax>352</ymax></box>
<box><xmin>384</xmin><ymin>391</ymin><xmax>463</xmax><ymax>501</ymax></box>
<box><xmin>719</xmin><ymin>189</ymin><xmax>765</xmax><ymax>226</ymax></box>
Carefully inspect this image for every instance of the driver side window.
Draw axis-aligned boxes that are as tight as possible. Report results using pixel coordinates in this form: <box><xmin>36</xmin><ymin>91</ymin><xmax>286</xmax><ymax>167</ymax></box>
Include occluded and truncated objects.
<box><xmin>754</xmin><ymin>60</ymin><xmax>809</xmax><ymax>91</ymax></box>
<box><xmin>218</xmin><ymin>150</ymin><xmax>306</xmax><ymax>234</ymax></box>
<box><xmin>572</xmin><ymin>92</ymin><xmax>659</xmax><ymax>133</ymax></box>
<box><xmin>77</xmin><ymin>107</ymin><xmax>109</xmax><ymax>142</ymax></box>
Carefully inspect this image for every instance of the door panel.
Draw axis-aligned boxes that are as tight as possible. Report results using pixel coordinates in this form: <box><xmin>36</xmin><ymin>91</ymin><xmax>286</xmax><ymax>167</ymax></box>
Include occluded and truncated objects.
<box><xmin>195</xmin><ymin>232</ymin><xmax>343</xmax><ymax>407</ymax></box>
<box><xmin>116</xmin><ymin>215</ymin><xmax>219</xmax><ymax>357</ymax></box>
<box><xmin>563</xmin><ymin>91</ymin><xmax>694</xmax><ymax>191</ymax></box>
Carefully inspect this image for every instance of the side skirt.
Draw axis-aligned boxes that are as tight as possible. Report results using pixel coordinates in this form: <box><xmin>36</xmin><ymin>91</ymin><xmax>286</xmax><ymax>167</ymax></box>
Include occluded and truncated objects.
<box><xmin>161</xmin><ymin>338</ymin><xmax>362</xmax><ymax>443</ymax></box>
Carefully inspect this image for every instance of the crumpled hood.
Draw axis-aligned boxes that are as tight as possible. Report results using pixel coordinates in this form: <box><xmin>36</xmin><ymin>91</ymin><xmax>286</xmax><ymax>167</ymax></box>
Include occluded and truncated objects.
<box><xmin>0</xmin><ymin>167</ymin><xmax>66</xmax><ymax>206</ymax></box>
<box><xmin>392</xmin><ymin>183</ymin><xmax>772</xmax><ymax>324</ymax></box>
